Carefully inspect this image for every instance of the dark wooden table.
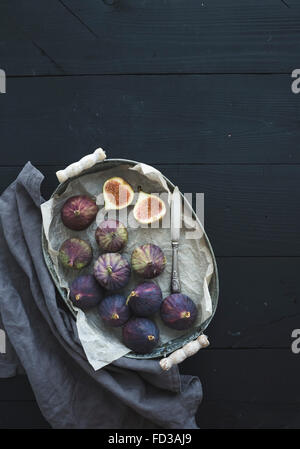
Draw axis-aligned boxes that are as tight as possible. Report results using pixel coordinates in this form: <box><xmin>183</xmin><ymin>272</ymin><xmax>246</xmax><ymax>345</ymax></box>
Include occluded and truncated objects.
<box><xmin>0</xmin><ymin>0</ymin><xmax>299</xmax><ymax>429</ymax></box>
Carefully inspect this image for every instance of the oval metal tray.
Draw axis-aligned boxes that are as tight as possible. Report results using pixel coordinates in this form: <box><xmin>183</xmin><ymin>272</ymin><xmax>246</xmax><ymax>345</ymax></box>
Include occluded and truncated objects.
<box><xmin>42</xmin><ymin>159</ymin><xmax>219</xmax><ymax>359</ymax></box>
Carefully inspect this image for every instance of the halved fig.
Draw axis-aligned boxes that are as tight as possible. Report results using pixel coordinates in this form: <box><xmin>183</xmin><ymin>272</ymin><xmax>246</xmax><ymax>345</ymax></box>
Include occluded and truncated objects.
<box><xmin>103</xmin><ymin>177</ymin><xmax>134</xmax><ymax>210</ymax></box>
<box><xmin>133</xmin><ymin>191</ymin><xmax>166</xmax><ymax>224</ymax></box>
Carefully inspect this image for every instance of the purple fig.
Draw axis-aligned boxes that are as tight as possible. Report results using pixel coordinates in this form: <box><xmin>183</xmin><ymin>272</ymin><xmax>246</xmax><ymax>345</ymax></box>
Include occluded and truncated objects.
<box><xmin>131</xmin><ymin>244</ymin><xmax>166</xmax><ymax>279</ymax></box>
<box><xmin>122</xmin><ymin>317</ymin><xmax>159</xmax><ymax>354</ymax></box>
<box><xmin>61</xmin><ymin>195</ymin><xmax>98</xmax><ymax>231</ymax></box>
<box><xmin>126</xmin><ymin>282</ymin><xmax>163</xmax><ymax>317</ymax></box>
<box><xmin>160</xmin><ymin>293</ymin><xmax>198</xmax><ymax>330</ymax></box>
<box><xmin>95</xmin><ymin>219</ymin><xmax>128</xmax><ymax>253</ymax></box>
<box><xmin>59</xmin><ymin>238</ymin><xmax>93</xmax><ymax>270</ymax></box>
<box><xmin>94</xmin><ymin>253</ymin><xmax>131</xmax><ymax>291</ymax></box>
<box><xmin>99</xmin><ymin>294</ymin><xmax>130</xmax><ymax>327</ymax></box>
<box><xmin>70</xmin><ymin>274</ymin><xmax>104</xmax><ymax>311</ymax></box>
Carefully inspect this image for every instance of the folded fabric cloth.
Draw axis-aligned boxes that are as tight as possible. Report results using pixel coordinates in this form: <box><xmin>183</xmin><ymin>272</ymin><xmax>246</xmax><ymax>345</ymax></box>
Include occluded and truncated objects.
<box><xmin>0</xmin><ymin>163</ymin><xmax>202</xmax><ymax>429</ymax></box>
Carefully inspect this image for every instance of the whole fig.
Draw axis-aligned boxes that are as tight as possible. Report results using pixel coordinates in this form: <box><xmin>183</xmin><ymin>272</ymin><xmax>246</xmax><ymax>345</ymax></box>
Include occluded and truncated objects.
<box><xmin>99</xmin><ymin>294</ymin><xmax>130</xmax><ymax>327</ymax></box>
<box><xmin>94</xmin><ymin>253</ymin><xmax>131</xmax><ymax>291</ymax></box>
<box><xmin>61</xmin><ymin>195</ymin><xmax>98</xmax><ymax>231</ymax></box>
<box><xmin>59</xmin><ymin>238</ymin><xmax>93</xmax><ymax>270</ymax></box>
<box><xmin>95</xmin><ymin>219</ymin><xmax>128</xmax><ymax>253</ymax></box>
<box><xmin>131</xmin><ymin>244</ymin><xmax>166</xmax><ymax>279</ymax></box>
<box><xmin>126</xmin><ymin>282</ymin><xmax>163</xmax><ymax>317</ymax></box>
<box><xmin>70</xmin><ymin>274</ymin><xmax>104</xmax><ymax>310</ymax></box>
<box><xmin>122</xmin><ymin>317</ymin><xmax>159</xmax><ymax>354</ymax></box>
<box><xmin>160</xmin><ymin>293</ymin><xmax>198</xmax><ymax>330</ymax></box>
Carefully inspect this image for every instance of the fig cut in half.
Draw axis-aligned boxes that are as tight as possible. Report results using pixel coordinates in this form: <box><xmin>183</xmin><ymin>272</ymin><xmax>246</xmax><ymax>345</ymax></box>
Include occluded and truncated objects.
<box><xmin>103</xmin><ymin>177</ymin><xmax>134</xmax><ymax>210</ymax></box>
<box><xmin>133</xmin><ymin>191</ymin><xmax>166</xmax><ymax>225</ymax></box>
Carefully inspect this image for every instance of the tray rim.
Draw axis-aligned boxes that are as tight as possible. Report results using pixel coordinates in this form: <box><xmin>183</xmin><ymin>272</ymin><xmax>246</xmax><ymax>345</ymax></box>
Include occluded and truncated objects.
<box><xmin>41</xmin><ymin>158</ymin><xmax>219</xmax><ymax>359</ymax></box>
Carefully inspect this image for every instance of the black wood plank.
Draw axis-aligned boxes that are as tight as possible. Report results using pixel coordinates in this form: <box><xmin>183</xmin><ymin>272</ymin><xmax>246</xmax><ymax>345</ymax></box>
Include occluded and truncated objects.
<box><xmin>0</xmin><ymin>376</ymin><xmax>37</xmax><ymax>401</ymax></box>
<box><xmin>1</xmin><ymin>164</ymin><xmax>299</xmax><ymax>257</ymax></box>
<box><xmin>0</xmin><ymin>75</ymin><xmax>299</xmax><ymax>165</ymax></box>
<box><xmin>174</xmin><ymin>164</ymin><xmax>300</xmax><ymax>257</ymax></box>
<box><xmin>210</xmin><ymin>257</ymin><xmax>300</xmax><ymax>349</ymax></box>
<box><xmin>183</xmin><ymin>349</ymin><xmax>300</xmax><ymax>403</ymax></box>
<box><xmin>1</xmin><ymin>349</ymin><xmax>299</xmax><ymax>429</ymax></box>
<box><xmin>1</xmin><ymin>0</ymin><xmax>299</xmax><ymax>75</ymax></box>
<box><xmin>180</xmin><ymin>349</ymin><xmax>300</xmax><ymax>429</ymax></box>
<box><xmin>0</xmin><ymin>401</ymin><xmax>49</xmax><ymax>428</ymax></box>
<box><xmin>197</xmin><ymin>400</ymin><xmax>300</xmax><ymax>429</ymax></box>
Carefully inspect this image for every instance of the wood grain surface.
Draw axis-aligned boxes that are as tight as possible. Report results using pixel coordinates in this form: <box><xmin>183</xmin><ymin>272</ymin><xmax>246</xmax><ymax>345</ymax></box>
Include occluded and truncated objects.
<box><xmin>1</xmin><ymin>0</ymin><xmax>299</xmax><ymax>75</ymax></box>
<box><xmin>0</xmin><ymin>0</ymin><xmax>299</xmax><ymax>429</ymax></box>
<box><xmin>0</xmin><ymin>75</ymin><xmax>299</xmax><ymax>165</ymax></box>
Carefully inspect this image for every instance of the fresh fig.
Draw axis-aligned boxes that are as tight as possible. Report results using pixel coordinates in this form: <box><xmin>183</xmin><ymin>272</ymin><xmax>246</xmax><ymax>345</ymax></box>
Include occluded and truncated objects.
<box><xmin>160</xmin><ymin>293</ymin><xmax>198</xmax><ymax>330</ymax></box>
<box><xmin>133</xmin><ymin>191</ymin><xmax>166</xmax><ymax>224</ymax></box>
<box><xmin>94</xmin><ymin>253</ymin><xmax>131</xmax><ymax>291</ymax></box>
<box><xmin>99</xmin><ymin>294</ymin><xmax>130</xmax><ymax>327</ymax></box>
<box><xmin>95</xmin><ymin>219</ymin><xmax>128</xmax><ymax>253</ymax></box>
<box><xmin>131</xmin><ymin>244</ymin><xmax>166</xmax><ymax>279</ymax></box>
<box><xmin>59</xmin><ymin>238</ymin><xmax>93</xmax><ymax>270</ymax></box>
<box><xmin>122</xmin><ymin>317</ymin><xmax>159</xmax><ymax>354</ymax></box>
<box><xmin>126</xmin><ymin>282</ymin><xmax>163</xmax><ymax>317</ymax></box>
<box><xmin>70</xmin><ymin>274</ymin><xmax>104</xmax><ymax>311</ymax></box>
<box><xmin>103</xmin><ymin>177</ymin><xmax>134</xmax><ymax>210</ymax></box>
<box><xmin>61</xmin><ymin>195</ymin><xmax>98</xmax><ymax>230</ymax></box>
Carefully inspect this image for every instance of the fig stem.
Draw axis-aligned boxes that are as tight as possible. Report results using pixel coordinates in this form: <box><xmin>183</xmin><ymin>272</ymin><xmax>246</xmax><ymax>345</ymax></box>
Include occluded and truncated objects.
<box><xmin>74</xmin><ymin>210</ymin><xmax>80</xmax><ymax>216</ymax></box>
<box><xmin>107</xmin><ymin>266</ymin><xmax>113</xmax><ymax>275</ymax></box>
<box><xmin>75</xmin><ymin>294</ymin><xmax>81</xmax><ymax>301</ymax></box>
<box><xmin>111</xmin><ymin>313</ymin><xmax>119</xmax><ymax>320</ymax></box>
<box><xmin>126</xmin><ymin>291</ymin><xmax>137</xmax><ymax>305</ymax></box>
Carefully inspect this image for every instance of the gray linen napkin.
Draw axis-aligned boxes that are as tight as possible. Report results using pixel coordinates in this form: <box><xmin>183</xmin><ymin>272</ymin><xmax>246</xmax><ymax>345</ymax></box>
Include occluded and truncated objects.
<box><xmin>0</xmin><ymin>162</ymin><xmax>202</xmax><ymax>429</ymax></box>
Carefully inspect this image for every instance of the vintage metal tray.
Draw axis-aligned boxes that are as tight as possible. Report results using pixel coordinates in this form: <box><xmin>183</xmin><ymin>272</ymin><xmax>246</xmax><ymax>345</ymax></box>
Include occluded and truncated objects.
<box><xmin>42</xmin><ymin>158</ymin><xmax>219</xmax><ymax>359</ymax></box>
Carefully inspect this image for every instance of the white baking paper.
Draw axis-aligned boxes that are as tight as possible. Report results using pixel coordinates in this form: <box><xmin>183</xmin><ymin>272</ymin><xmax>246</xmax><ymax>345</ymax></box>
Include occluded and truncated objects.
<box><xmin>41</xmin><ymin>162</ymin><xmax>213</xmax><ymax>370</ymax></box>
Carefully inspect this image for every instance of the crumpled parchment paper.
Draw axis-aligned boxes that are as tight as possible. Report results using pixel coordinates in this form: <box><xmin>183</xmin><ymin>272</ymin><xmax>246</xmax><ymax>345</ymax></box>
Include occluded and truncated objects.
<box><xmin>41</xmin><ymin>163</ymin><xmax>213</xmax><ymax>370</ymax></box>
